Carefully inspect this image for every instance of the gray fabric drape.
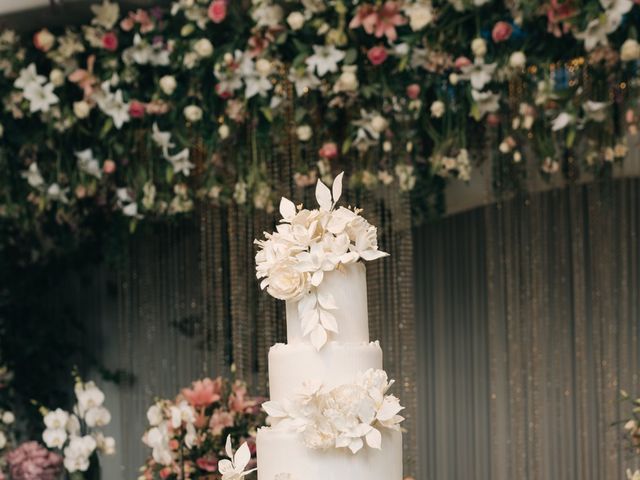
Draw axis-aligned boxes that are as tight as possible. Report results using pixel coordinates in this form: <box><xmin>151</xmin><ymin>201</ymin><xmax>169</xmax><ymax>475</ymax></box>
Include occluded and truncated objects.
<box><xmin>414</xmin><ymin>178</ymin><xmax>640</xmax><ymax>480</ymax></box>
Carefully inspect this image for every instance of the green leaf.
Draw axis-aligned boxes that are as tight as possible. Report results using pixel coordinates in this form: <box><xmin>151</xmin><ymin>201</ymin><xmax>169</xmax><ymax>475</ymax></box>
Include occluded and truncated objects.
<box><xmin>566</xmin><ymin>128</ymin><xmax>576</xmax><ymax>148</ymax></box>
<box><xmin>99</xmin><ymin>119</ymin><xmax>113</xmax><ymax>139</ymax></box>
<box><xmin>341</xmin><ymin>137</ymin><xmax>352</xmax><ymax>154</ymax></box>
<box><xmin>294</xmin><ymin>108</ymin><xmax>306</xmax><ymax>123</ymax></box>
<box><xmin>260</xmin><ymin>107</ymin><xmax>273</xmax><ymax>123</ymax></box>
<box><xmin>166</xmin><ymin>165</ymin><xmax>174</xmax><ymax>183</ymax></box>
<box><xmin>344</xmin><ymin>48</ymin><xmax>358</xmax><ymax>65</ymax></box>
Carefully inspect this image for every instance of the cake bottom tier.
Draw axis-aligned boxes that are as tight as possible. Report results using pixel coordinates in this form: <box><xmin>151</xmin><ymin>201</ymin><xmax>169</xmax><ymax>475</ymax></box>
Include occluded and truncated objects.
<box><xmin>256</xmin><ymin>427</ymin><xmax>402</xmax><ymax>480</ymax></box>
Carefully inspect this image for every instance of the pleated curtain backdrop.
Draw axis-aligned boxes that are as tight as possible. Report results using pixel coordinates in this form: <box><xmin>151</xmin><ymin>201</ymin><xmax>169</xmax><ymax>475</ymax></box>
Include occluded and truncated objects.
<box><xmin>414</xmin><ymin>178</ymin><xmax>640</xmax><ymax>480</ymax></box>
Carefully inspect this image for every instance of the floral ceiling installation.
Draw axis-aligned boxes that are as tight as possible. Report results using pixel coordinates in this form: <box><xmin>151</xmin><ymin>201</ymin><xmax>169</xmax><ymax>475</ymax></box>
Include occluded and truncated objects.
<box><xmin>0</xmin><ymin>0</ymin><xmax>639</xmax><ymax>254</ymax></box>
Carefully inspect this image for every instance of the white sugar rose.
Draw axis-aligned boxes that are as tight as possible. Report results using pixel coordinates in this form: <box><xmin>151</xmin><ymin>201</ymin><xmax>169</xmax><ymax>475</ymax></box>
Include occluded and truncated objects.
<box><xmin>430</xmin><ymin>100</ymin><xmax>445</xmax><ymax>118</ymax></box>
<box><xmin>193</xmin><ymin>38</ymin><xmax>214</xmax><ymax>58</ymax></box>
<box><xmin>267</xmin><ymin>264</ymin><xmax>310</xmax><ymax>301</ymax></box>
<box><xmin>509</xmin><ymin>51</ymin><xmax>526</xmax><ymax>69</ymax></box>
<box><xmin>287</xmin><ymin>11</ymin><xmax>305</xmax><ymax>31</ymax></box>
<box><xmin>184</xmin><ymin>105</ymin><xmax>203</xmax><ymax>122</ymax></box>
<box><xmin>159</xmin><ymin>75</ymin><xmax>177</xmax><ymax>95</ymax></box>
<box><xmin>621</xmin><ymin>39</ymin><xmax>640</xmax><ymax>62</ymax></box>
<box><xmin>471</xmin><ymin>37</ymin><xmax>487</xmax><ymax>58</ymax></box>
<box><xmin>296</xmin><ymin>125</ymin><xmax>313</xmax><ymax>142</ymax></box>
<box><xmin>73</xmin><ymin>100</ymin><xmax>91</xmax><ymax>119</ymax></box>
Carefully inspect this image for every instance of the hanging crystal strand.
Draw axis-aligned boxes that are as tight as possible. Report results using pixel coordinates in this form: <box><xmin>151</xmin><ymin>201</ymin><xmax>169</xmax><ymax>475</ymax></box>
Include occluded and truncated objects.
<box><xmin>212</xmin><ymin>206</ymin><xmax>227</xmax><ymax>374</ymax></box>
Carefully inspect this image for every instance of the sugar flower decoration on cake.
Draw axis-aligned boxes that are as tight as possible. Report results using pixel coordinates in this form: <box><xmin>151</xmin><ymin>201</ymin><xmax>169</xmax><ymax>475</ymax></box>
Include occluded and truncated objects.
<box><xmin>263</xmin><ymin>369</ymin><xmax>404</xmax><ymax>454</ymax></box>
<box><xmin>255</xmin><ymin>173</ymin><xmax>388</xmax><ymax>350</ymax></box>
<box><xmin>219</xmin><ymin>435</ymin><xmax>256</xmax><ymax>480</ymax></box>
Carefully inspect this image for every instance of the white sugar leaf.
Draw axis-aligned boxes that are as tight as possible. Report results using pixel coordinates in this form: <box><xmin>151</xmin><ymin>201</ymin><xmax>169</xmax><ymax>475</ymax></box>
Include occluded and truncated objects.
<box><xmin>279</xmin><ymin>197</ymin><xmax>296</xmax><ymax>220</ymax></box>
<box><xmin>225</xmin><ymin>435</ymin><xmax>233</xmax><ymax>459</ymax></box>
<box><xmin>263</xmin><ymin>401</ymin><xmax>287</xmax><ymax>418</ymax></box>
<box><xmin>234</xmin><ymin>441</ymin><xmax>251</xmax><ymax>470</ymax></box>
<box><xmin>317</xmin><ymin>291</ymin><xmax>337</xmax><ymax>310</ymax></box>
<box><xmin>359</xmin><ymin>249</ymin><xmax>390</xmax><ymax>261</ymax></box>
<box><xmin>298</xmin><ymin>292</ymin><xmax>317</xmax><ymax>315</ymax></box>
<box><xmin>332</xmin><ymin>172</ymin><xmax>344</xmax><ymax>206</ymax></box>
<box><xmin>301</xmin><ymin>308</ymin><xmax>320</xmax><ymax>336</ymax></box>
<box><xmin>366</xmin><ymin>428</ymin><xmax>382</xmax><ymax>449</ymax></box>
<box><xmin>311</xmin><ymin>270</ymin><xmax>324</xmax><ymax>287</ymax></box>
<box><xmin>335</xmin><ymin>436</ymin><xmax>350</xmax><ymax>449</ymax></box>
<box><xmin>348</xmin><ymin>437</ymin><xmax>364</xmax><ymax>454</ymax></box>
<box><xmin>319</xmin><ymin>310</ymin><xmax>338</xmax><ymax>333</ymax></box>
<box><xmin>310</xmin><ymin>324</ymin><xmax>328</xmax><ymax>351</ymax></box>
<box><xmin>315</xmin><ymin>178</ymin><xmax>332</xmax><ymax>211</ymax></box>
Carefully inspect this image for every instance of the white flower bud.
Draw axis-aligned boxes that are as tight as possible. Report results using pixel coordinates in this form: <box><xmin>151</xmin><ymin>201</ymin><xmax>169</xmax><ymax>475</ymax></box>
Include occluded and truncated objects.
<box><xmin>430</xmin><ymin>100</ymin><xmax>445</xmax><ymax>118</ymax></box>
<box><xmin>621</xmin><ymin>39</ymin><xmax>640</xmax><ymax>62</ymax></box>
<box><xmin>296</xmin><ymin>125</ymin><xmax>312</xmax><ymax>142</ymax></box>
<box><xmin>49</xmin><ymin>68</ymin><xmax>65</xmax><ymax>87</ymax></box>
<box><xmin>193</xmin><ymin>38</ymin><xmax>214</xmax><ymax>58</ymax></box>
<box><xmin>509</xmin><ymin>51</ymin><xmax>527</xmax><ymax>69</ymax></box>
<box><xmin>2</xmin><ymin>411</ymin><xmax>15</xmax><ymax>425</ymax></box>
<box><xmin>255</xmin><ymin>58</ymin><xmax>272</xmax><ymax>77</ymax></box>
<box><xmin>449</xmin><ymin>73</ymin><xmax>459</xmax><ymax>85</ymax></box>
<box><xmin>287</xmin><ymin>11</ymin><xmax>305</xmax><ymax>31</ymax></box>
<box><xmin>218</xmin><ymin>124</ymin><xmax>230</xmax><ymax>139</ymax></box>
<box><xmin>159</xmin><ymin>75</ymin><xmax>177</xmax><ymax>95</ymax></box>
<box><xmin>73</xmin><ymin>100</ymin><xmax>91</xmax><ymax>119</ymax></box>
<box><xmin>471</xmin><ymin>38</ymin><xmax>487</xmax><ymax>58</ymax></box>
<box><xmin>183</xmin><ymin>105</ymin><xmax>203</xmax><ymax>122</ymax></box>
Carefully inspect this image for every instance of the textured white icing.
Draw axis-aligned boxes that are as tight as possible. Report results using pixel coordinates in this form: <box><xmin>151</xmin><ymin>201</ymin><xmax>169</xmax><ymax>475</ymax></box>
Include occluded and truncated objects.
<box><xmin>257</xmin><ymin>428</ymin><xmax>402</xmax><ymax>480</ymax></box>
<box><xmin>268</xmin><ymin>341</ymin><xmax>382</xmax><ymax>402</ymax></box>
<box><xmin>285</xmin><ymin>262</ymin><xmax>369</xmax><ymax>345</ymax></box>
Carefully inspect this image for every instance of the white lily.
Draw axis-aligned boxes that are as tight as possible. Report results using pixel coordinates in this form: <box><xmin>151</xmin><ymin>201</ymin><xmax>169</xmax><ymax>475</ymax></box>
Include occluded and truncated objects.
<box><xmin>471</xmin><ymin>89</ymin><xmax>500</xmax><ymax>118</ymax></box>
<box><xmin>305</xmin><ymin>45</ymin><xmax>345</xmax><ymax>77</ymax></box>
<box><xmin>219</xmin><ymin>436</ymin><xmax>256</xmax><ymax>480</ymax></box>
<box><xmin>23</xmin><ymin>82</ymin><xmax>59</xmax><ymax>113</ymax></box>
<box><xmin>460</xmin><ymin>59</ymin><xmax>497</xmax><ymax>91</ymax></box>
<box><xmin>21</xmin><ymin>162</ymin><xmax>45</xmax><ymax>188</ymax></box>
<box><xmin>551</xmin><ymin>112</ymin><xmax>574</xmax><ymax>131</ymax></box>
<box><xmin>14</xmin><ymin>63</ymin><xmax>46</xmax><ymax>90</ymax></box>
<box><xmin>166</xmin><ymin>148</ymin><xmax>195</xmax><ymax>176</ymax></box>
<box><xmin>288</xmin><ymin>66</ymin><xmax>320</xmax><ymax>97</ymax></box>
<box><xmin>75</xmin><ymin>149</ymin><xmax>102</xmax><ymax>179</ymax></box>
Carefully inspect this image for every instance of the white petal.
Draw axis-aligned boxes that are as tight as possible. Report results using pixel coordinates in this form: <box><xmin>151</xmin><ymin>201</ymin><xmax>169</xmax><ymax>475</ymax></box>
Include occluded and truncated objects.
<box><xmin>301</xmin><ymin>308</ymin><xmax>320</xmax><ymax>336</ymax></box>
<box><xmin>218</xmin><ymin>459</ymin><xmax>233</xmax><ymax>474</ymax></box>
<box><xmin>225</xmin><ymin>435</ymin><xmax>233</xmax><ymax>459</ymax></box>
<box><xmin>234</xmin><ymin>442</ymin><xmax>251</xmax><ymax>470</ymax></box>
<box><xmin>317</xmin><ymin>292</ymin><xmax>337</xmax><ymax>310</ymax></box>
<box><xmin>366</xmin><ymin>428</ymin><xmax>382</xmax><ymax>449</ymax></box>
<box><xmin>348</xmin><ymin>437</ymin><xmax>364</xmax><ymax>454</ymax></box>
<box><xmin>279</xmin><ymin>197</ymin><xmax>296</xmax><ymax>220</ymax></box>
<box><xmin>315</xmin><ymin>178</ymin><xmax>332</xmax><ymax>211</ymax></box>
<box><xmin>310</xmin><ymin>324</ymin><xmax>328</xmax><ymax>351</ymax></box>
<box><xmin>332</xmin><ymin>172</ymin><xmax>344</xmax><ymax>206</ymax></box>
<box><xmin>359</xmin><ymin>249</ymin><xmax>390</xmax><ymax>261</ymax></box>
<box><xmin>262</xmin><ymin>401</ymin><xmax>288</xmax><ymax>418</ymax></box>
<box><xmin>319</xmin><ymin>310</ymin><xmax>338</xmax><ymax>333</ymax></box>
<box><xmin>297</xmin><ymin>292</ymin><xmax>317</xmax><ymax>315</ymax></box>
<box><xmin>311</xmin><ymin>270</ymin><xmax>324</xmax><ymax>287</ymax></box>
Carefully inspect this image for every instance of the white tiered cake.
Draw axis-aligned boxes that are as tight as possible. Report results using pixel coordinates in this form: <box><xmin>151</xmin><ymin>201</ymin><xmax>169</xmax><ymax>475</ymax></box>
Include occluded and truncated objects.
<box><xmin>254</xmin><ymin>174</ymin><xmax>404</xmax><ymax>480</ymax></box>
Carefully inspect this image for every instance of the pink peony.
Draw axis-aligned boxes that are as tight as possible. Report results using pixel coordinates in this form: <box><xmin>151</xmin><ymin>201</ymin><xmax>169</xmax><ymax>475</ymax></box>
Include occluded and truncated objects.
<box><xmin>350</xmin><ymin>2</ymin><xmax>407</xmax><ymax>42</ymax></box>
<box><xmin>454</xmin><ymin>56</ymin><xmax>472</xmax><ymax>69</ymax></box>
<box><xmin>6</xmin><ymin>442</ymin><xmax>62</xmax><ymax>480</ymax></box>
<box><xmin>103</xmin><ymin>159</ymin><xmax>116</xmax><ymax>174</ymax></box>
<box><xmin>129</xmin><ymin>101</ymin><xmax>146</xmax><ymax>119</ymax></box>
<box><xmin>208</xmin><ymin>0</ymin><xmax>227</xmax><ymax>23</ymax></box>
<box><xmin>102</xmin><ymin>32</ymin><xmax>118</xmax><ymax>51</ymax></box>
<box><xmin>318</xmin><ymin>142</ymin><xmax>338</xmax><ymax>160</ymax></box>
<box><xmin>182</xmin><ymin>378</ymin><xmax>222</xmax><ymax>408</ymax></box>
<box><xmin>406</xmin><ymin>84</ymin><xmax>421</xmax><ymax>99</ymax></box>
<box><xmin>492</xmin><ymin>21</ymin><xmax>513</xmax><ymax>43</ymax></box>
<box><xmin>367</xmin><ymin>46</ymin><xmax>388</xmax><ymax>66</ymax></box>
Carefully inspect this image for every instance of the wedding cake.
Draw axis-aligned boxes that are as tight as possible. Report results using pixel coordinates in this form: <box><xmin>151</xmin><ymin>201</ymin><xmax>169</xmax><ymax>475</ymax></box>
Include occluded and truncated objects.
<box><xmin>254</xmin><ymin>173</ymin><xmax>403</xmax><ymax>480</ymax></box>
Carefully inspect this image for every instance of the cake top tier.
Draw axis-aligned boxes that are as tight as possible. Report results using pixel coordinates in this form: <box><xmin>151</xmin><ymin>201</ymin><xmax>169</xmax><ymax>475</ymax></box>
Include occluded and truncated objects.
<box><xmin>255</xmin><ymin>173</ymin><xmax>388</xmax><ymax>350</ymax></box>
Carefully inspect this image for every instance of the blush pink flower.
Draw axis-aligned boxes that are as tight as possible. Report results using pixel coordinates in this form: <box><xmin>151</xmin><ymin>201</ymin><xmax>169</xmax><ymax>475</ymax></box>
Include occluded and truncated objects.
<box><xmin>406</xmin><ymin>83</ymin><xmax>421</xmax><ymax>99</ymax></box>
<box><xmin>208</xmin><ymin>0</ymin><xmax>227</xmax><ymax>23</ymax></box>
<box><xmin>209</xmin><ymin>409</ymin><xmax>235</xmax><ymax>435</ymax></box>
<box><xmin>103</xmin><ymin>160</ymin><xmax>116</xmax><ymax>174</ymax></box>
<box><xmin>129</xmin><ymin>101</ymin><xmax>146</xmax><ymax>119</ymax></box>
<box><xmin>546</xmin><ymin>0</ymin><xmax>576</xmax><ymax>37</ymax></box>
<box><xmin>228</xmin><ymin>381</ymin><xmax>257</xmax><ymax>413</ymax></box>
<box><xmin>181</xmin><ymin>377</ymin><xmax>222</xmax><ymax>408</ymax></box>
<box><xmin>454</xmin><ymin>56</ymin><xmax>472</xmax><ymax>69</ymax></box>
<box><xmin>491</xmin><ymin>21</ymin><xmax>513</xmax><ymax>42</ymax></box>
<box><xmin>318</xmin><ymin>142</ymin><xmax>338</xmax><ymax>160</ymax></box>
<box><xmin>33</xmin><ymin>29</ymin><xmax>54</xmax><ymax>52</ymax></box>
<box><xmin>349</xmin><ymin>2</ymin><xmax>407</xmax><ymax>42</ymax></box>
<box><xmin>367</xmin><ymin>46</ymin><xmax>388</xmax><ymax>66</ymax></box>
<box><xmin>102</xmin><ymin>32</ymin><xmax>119</xmax><ymax>51</ymax></box>
<box><xmin>196</xmin><ymin>454</ymin><xmax>219</xmax><ymax>472</ymax></box>
<box><xmin>6</xmin><ymin>442</ymin><xmax>62</xmax><ymax>480</ymax></box>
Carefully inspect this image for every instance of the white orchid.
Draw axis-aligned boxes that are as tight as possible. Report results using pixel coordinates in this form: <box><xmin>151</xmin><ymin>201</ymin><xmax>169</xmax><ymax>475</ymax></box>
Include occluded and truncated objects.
<box><xmin>43</xmin><ymin>428</ymin><xmax>68</xmax><ymax>449</ymax></box>
<box><xmin>460</xmin><ymin>59</ymin><xmax>497</xmax><ymax>90</ymax></box>
<box><xmin>219</xmin><ymin>436</ymin><xmax>257</xmax><ymax>480</ymax></box>
<box><xmin>21</xmin><ymin>162</ymin><xmax>45</xmax><ymax>188</ymax></box>
<box><xmin>601</xmin><ymin>0</ymin><xmax>633</xmax><ymax>31</ymax></box>
<box><xmin>305</xmin><ymin>45</ymin><xmax>345</xmax><ymax>77</ymax></box>
<box><xmin>75</xmin><ymin>149</ymin><xmax>102</xmax><ymax>179</ymax></box>
<box><xmin>23</xmin><ymin>82</ymin><xmax>59</xmax><ymax>113</ymax></box>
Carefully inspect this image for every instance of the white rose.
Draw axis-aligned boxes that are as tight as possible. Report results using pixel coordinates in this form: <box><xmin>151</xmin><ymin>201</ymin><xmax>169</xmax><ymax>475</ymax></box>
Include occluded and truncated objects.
<box><xmin>2</xmin><ymin>411</ymin><xmax>15</xmax><ymax>424</ymax></box>
<box><xmin>0</xmin><ymin>431</ymin><xmax>6</xmax><ymax>449</ymax></box>
<box><xmin>430</xmin><ymin>100</ymin><xmax>445</xmax><ymax>118</ymax></box>
<box><xmin>287</xmin><ymin>11</ymin><xmax>305</xmax><ymax>30</ymax></box>
<box><xmin>371</xmin><ymin>115</ymin><xmax>388</xmax><ymax>133</ymax></box>
<box><xmin>334</xmin><ymin>67</ymin><xmax>359</xmax><ymax>93</ymax></box>
<box><xmin>405</xmin><ymin>3</ymin><xmax>433</xmax><ymax>31</ymax></box>
<box><xmin>267</xmin><ymin>264</ymin><xmax>310</xmax><ymax>301</ymax></box>
<box><xmin>49</xmin><ymin>68</ymin><xmax>65</xmax><ymax>87</ymax></box>
<box><xmin>296</xmin><ymin>125</ymin><xmax>313</xmax><ymax>142</ymax></box>
<box><xmin>509</xmin><ymin>51</ymin><xmax>526</xmax><ymax>69</ymax></box>
<box><xmin>184</xmin><ymin>105</ymin><xmax>203</xmax><ymax>122</ymax></box>
<box><xmin>193</xmin><ymin>38</ymin><xmax>214</xmax><ymax>58</ymax></box>
<box><xmin>255</xmin><ymin>58</ymin><xmax>272</xmax><ymax>76</ymax></box>
<box><xmin>73</xmin><ymin>100</ymin><xmax>91</xmax><ymax>119</ymax></box>
<box><xmin>218</xmin><ymin>124</ymin><xmax>230</xmax><ymax>139</ymax></box>
<box><xmin>621</xmin><ymin>39</ymin><xmax>640</xmax><ymax>62</ymax></box>
<box><xmin>159</xmin><ymin>75</ymin><xmax>177</xmax><ymax>95</ymax></box>
<box><xmin>471</xmin><ymin>37</ymin><xmax>487</xmax><ymax>58</ymax></box>
<box><xmin>449</xmin><ymin>73</ymin><xmax>459</xmax><ymax>85</ymax></box>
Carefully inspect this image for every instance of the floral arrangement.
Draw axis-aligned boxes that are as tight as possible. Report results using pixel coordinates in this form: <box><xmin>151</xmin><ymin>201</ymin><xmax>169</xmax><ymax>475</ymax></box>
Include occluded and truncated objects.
<box><xmin>263</xmin><ymin>368</ymin><xmax>404</xmax><ymax>454</ymax></box>
<box><xmin>4</xmin><ymin>441</ymin><xmax>63</xmax><ymax>480</ymax></box>
<box><xmin>140</xmin><ymin>376</ymin><xmax>265</xmax><ymax>480</ymax></box>
<box><xmin>0</xmin><ymin>0</ymin><xmax>639</xmax><ymax>257</ymax></box>
<box><xmin>41</xmin><ymin>377</ymin><xmax>116</xmax><ymax>477</ymax></box>
<box><xmin>255</xmin><ymin>173</ymin><xmax>388</xmax><ymax>350</ymax></box>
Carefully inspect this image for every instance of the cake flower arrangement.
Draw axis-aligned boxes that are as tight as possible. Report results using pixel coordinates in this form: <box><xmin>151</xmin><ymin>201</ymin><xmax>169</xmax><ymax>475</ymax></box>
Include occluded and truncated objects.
<box><xmin>263</xmin><ymin>368</ymin><xmax>404</xmax><ymax>454</ymax></box>
<box><xmin>140</xmin><ymin>376</ymin><xmax>265</xmax><ymax>480</ymax></box>
<box><xmin>255</xmin><ymin>173</ymin><xmax>388</xmax><ymax>351</ymax></box>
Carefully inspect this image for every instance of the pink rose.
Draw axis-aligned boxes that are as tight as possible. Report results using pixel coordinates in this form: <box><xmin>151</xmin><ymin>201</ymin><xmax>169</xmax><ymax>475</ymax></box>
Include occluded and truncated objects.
<box><xmin>406</xmin><ymin>84</ymin><xmax>421</xmax><ymax>99</ymax></box>
<box><xmin>33</xmin><ymin>29</ymin><xmax>55</xmax><ymax>52</ymax></box>
<box><xmin>486</xmin><ymin>113</ymin><xmax>501</xmax><ymax>126</ymax></box>
<box><xmin>208</xmin><ymin>0</ymin><xmax>227</xmax><ymax>23</ymax></box>
<box><xmin>367</xmin><ymin>46</ymin><xmax>388</xmax><ymax>66</ymax></box>
<box><xmin>120</xmin><ymin>17</ymin><xmax>135</xmax><ymax>31</ymax></box>
<box><xmin>454</xmin><ymin>56</ymin><xmax>472</xmax><ymax>69</ymax></box>
<box><xmin>318</xmin><ymin>142</ymin><xmax>338</xmax><ymax>160</ymax></box>
<box><xmin>492</xmin><ymin>21</ymin><xmax>513</xmax><ymax>43</ymax></box>
<box><xmin>102</xmin><ymin>32</ymin><xmax>118</xmax><ymax>51</ymax></box>
<box><xmin>129</xmin><ymin>101</ymin><xmax>146</xmax><ymax>119</ymax></box>
<box><xmin>103</xmin><ymin>160</ymin><xmax>116</xmax><ymax>174</ymax></box>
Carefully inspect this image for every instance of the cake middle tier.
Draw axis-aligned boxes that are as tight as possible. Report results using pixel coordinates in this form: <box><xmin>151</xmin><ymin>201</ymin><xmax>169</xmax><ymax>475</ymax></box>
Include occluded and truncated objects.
<box><xmin>268</xmin><ymin>341</ymin><xmax>383</xmax><ymax>402</ymax></box>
